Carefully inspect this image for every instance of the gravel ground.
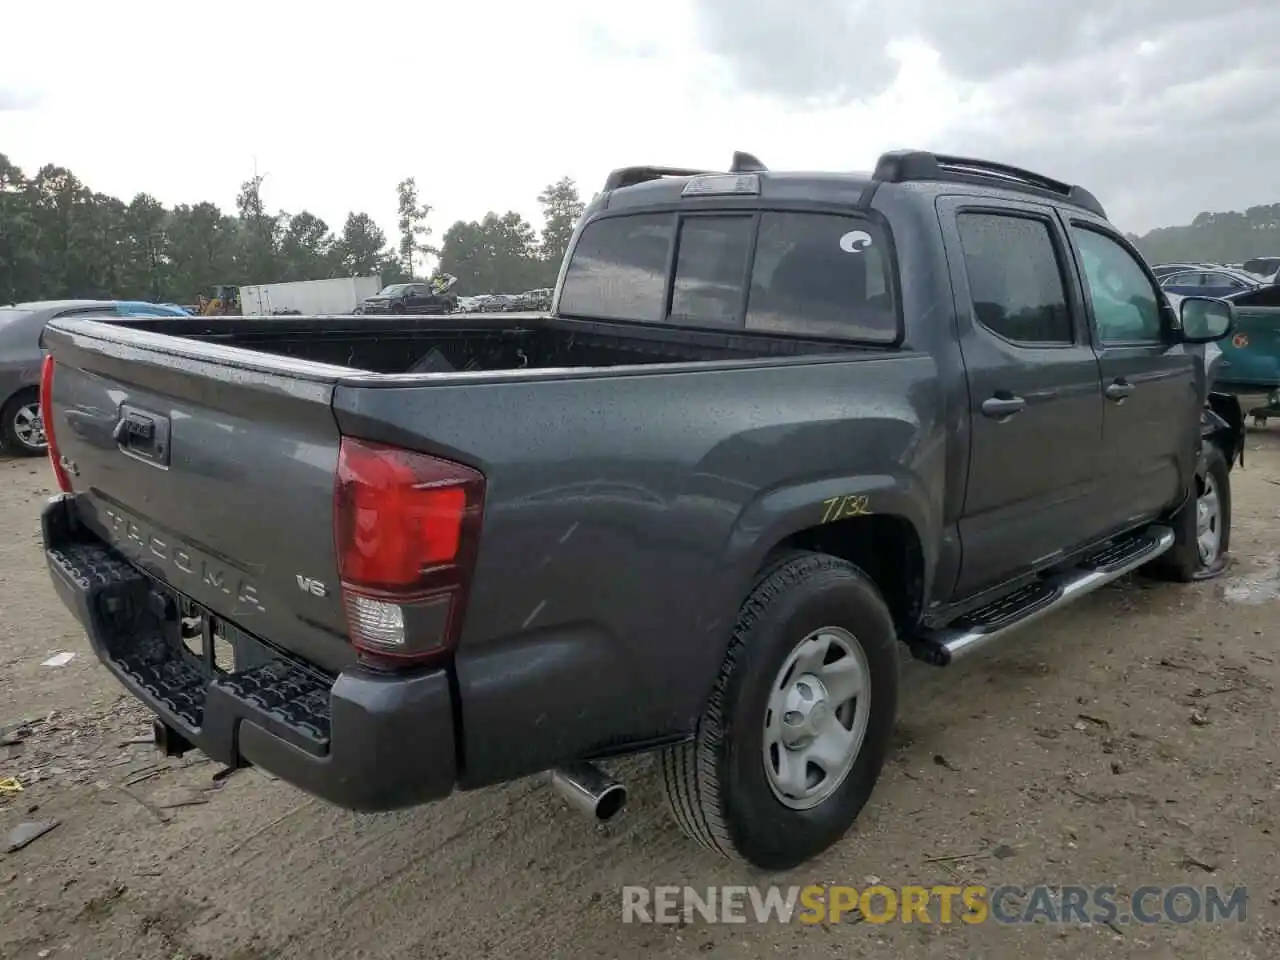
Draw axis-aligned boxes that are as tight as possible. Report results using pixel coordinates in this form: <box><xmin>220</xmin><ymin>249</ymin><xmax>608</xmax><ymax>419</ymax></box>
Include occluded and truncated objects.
<box><xmin>2</xmin><ymin>433</ymin><xmax>1279</xmax><ymax>960</ymax></box>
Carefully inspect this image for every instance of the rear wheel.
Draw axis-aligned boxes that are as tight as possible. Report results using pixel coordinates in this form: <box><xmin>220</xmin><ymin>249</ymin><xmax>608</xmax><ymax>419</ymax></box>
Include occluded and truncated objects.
<box><xmin>660</xmin><ymin>552</ymin><xmax>899</xmax><ymax>870</ymax></box>
<box><xmin>2</xmin><ymin>389</ymin><xmax>47</xmax><ymax>457</ymax></box>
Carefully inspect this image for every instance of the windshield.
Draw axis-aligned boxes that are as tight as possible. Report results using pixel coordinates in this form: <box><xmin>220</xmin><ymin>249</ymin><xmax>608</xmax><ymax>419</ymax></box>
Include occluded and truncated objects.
<box><xmin>377</xmin><ymin>284</ymin><xmax>410</xmax><ymax>296</ymax></box>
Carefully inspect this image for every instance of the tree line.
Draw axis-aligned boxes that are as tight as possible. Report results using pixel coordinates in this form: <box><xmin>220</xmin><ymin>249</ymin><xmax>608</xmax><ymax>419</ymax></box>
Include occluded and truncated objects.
<box><xmin>4</xmin><ymin>146</ymin><xmax>1275</xmax><ymax>307</ymax></box>
<box><xmin>0</xmin><ymin>150</ymin><xmax>586</xmax><ymax>305</ymax></box>
<box><xmin>1128</xmin><ymin>203</ymin><xmax>1280</xmax><ymax>265</ymax></box>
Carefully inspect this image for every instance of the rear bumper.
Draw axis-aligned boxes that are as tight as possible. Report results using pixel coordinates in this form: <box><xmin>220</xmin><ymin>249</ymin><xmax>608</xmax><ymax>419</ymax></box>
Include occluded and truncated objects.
<box><xmin>40</xmin><ymin>494</ymin><xmax>457</xmax><ymax>811</ymax></box>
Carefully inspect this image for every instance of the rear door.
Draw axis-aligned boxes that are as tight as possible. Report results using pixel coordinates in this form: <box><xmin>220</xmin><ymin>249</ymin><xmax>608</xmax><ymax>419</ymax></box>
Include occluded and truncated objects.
<box><xmin>406</xmin><ymin>284</ymin><xmax>431</xmax><ymax>311</ymax></box>
<box><xmin>939</xmin><ymin>197</ymin><xmax>1105</xmax><ymax>598</ymax></box>
<box><xmin>1063</xmin><ymin>219</ymin><xmax>1198</xmax><ymax>530</ymax></box>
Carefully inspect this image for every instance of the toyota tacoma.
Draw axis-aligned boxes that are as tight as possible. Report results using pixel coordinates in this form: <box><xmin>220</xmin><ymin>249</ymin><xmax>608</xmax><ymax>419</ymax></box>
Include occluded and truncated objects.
<box><xmin>38</xmin><ymin>150</ymin><xmax>1241</xmax><ymax>870</ymax></box>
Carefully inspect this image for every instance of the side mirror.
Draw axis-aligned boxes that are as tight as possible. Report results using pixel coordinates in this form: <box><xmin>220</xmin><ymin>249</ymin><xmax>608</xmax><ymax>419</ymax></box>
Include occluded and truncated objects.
<box><xmin>1179</xmin><ymin>296</ymin><xmax>1234</xmax><ymax>344</ymax></box>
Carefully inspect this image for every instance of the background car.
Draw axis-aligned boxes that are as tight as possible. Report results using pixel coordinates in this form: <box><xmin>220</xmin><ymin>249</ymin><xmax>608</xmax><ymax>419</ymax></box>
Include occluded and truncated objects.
<box><xmin>359</xmin><ymin>277</ymin><xmax>459</xmax><ymax>315</ymax></box>
<box><xmin>112</xmin><ymin>301</ymin><xmax>191</xmax><ymax>317</ymax></box>
<box><xmin>1241</xmin><ymin>257</ymin><xmax>1280</xmax><ymax>283</ymax></box>
<box><xmin>1150</xmin><ymin>262</ymin><xmax>1207</xmax><ymax>279</ymax></box>
<box><xmin>0</xmin><ymin>300</ymin><xmax>186</xmax><ymax>456</ymax></box>
<box><xmin>1159</xmin><ymin>268</ymin><xmax>1263</xmax><ymax>299</ymax></box>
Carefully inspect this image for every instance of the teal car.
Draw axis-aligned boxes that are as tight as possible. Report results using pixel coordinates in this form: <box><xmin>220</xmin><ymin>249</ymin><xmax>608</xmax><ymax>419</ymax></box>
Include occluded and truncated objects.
<box><xmin>113</xmin><ymin>301</ymin><xmax>191</xmax><ymax>317</ymax></box>
<box><xmin>1211</xmin><ymin>284</ymin><xmax>1280</xmax><ymax>414</ymax></box>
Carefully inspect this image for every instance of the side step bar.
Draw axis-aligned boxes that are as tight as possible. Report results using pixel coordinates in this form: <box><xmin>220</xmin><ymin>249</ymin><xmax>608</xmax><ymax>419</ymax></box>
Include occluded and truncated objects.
<box><xmin>911</xmin><ymin>525</ymin><xmax>1175</xmax><ymax>666</ymax></box>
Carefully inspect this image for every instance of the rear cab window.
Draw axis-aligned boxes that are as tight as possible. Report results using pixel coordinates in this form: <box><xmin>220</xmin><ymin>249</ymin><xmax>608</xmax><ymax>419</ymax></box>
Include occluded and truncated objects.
<box><xmin>557</xmin><ymin>206</ymin><xmax>899</xmax><ymax>343</ymax></box>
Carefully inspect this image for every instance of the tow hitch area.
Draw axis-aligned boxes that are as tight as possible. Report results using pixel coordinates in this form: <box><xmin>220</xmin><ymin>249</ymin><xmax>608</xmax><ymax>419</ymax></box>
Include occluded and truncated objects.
<box><xmin>153</xmin><ymin>717</ymin><xmax>192</xmax><ymax>758</ymax></box>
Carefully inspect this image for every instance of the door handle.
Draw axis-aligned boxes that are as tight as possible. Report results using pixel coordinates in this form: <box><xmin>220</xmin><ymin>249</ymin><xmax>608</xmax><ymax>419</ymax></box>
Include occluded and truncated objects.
<box><xmin>980</xmin><ymin>395</ymin><xmax>1026</xmax><ymax>419</ymax></box>
<box><xmin>1105</xmin><ymin>380</ymin><xmax>1133</xmax><ymax>402</ymax></box>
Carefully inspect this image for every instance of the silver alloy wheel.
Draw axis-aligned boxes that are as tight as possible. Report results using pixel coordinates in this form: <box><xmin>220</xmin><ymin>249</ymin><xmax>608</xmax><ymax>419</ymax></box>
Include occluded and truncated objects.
<box><xmin>763</xmin><ymin>626</ymin><xmax>871</xmax><ymax>810</ymax></box>
<box><xmin>12</xmin><ymin>400</ymin><xmax>47</xmax><ymax>452</ymax></box>
<box><xmin>1196</xmin><ymin>472</ymin><xmax>1221</xmax><ymax>565</ymax></box>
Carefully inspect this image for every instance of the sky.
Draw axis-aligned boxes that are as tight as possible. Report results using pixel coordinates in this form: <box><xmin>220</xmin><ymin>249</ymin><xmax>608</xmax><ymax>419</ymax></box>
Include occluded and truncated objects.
<box><xmin>1</xmin><ymin>0</ymin><xmax>1277</xmax><ymax>249</ymax></box>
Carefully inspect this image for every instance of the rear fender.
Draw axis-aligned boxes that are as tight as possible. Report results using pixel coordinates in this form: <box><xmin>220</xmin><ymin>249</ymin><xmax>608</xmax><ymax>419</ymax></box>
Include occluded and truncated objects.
<box><xmin>707</xmin><ymin>471</ymin><xmax>936</xmax><ymax>648</ymax></box>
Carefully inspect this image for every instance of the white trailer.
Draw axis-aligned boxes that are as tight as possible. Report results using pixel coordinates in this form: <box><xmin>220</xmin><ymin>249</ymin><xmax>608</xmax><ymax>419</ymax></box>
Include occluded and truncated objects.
<box><xmin>239</xmin><ymin>276</ymin><xmax>381</xmax><ymax>315</ymax></box>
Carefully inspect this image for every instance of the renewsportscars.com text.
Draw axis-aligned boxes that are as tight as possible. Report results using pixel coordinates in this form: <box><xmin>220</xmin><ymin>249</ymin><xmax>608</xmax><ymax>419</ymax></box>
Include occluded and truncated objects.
<box><xmin>621</xmin><ymin>884</ymin><xmax>1248</xmax><ymax>926</ymax></box>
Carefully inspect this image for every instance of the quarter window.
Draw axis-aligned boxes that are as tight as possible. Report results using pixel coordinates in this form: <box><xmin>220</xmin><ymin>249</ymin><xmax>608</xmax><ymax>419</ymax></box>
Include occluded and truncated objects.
<box><xmin>956</xmin><ymin>212</ymin><xmax>1073</xmax><ymax>345</ymax></box>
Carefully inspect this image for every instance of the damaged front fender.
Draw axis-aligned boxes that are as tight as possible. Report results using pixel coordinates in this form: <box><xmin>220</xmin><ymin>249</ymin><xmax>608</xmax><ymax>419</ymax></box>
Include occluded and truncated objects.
<box><xmin>1203</xmin><ymin>392</ymin><xmax>1245</xmax><ymax>470</ymax></box>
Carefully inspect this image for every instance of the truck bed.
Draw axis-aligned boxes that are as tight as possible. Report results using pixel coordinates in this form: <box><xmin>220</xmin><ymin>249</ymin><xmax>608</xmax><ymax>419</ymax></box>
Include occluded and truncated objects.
<box><xmin>39</xmin><ymin>307</ymin><xmax>934</xmax><ymax>795</ymax></box>
<box><xmin>120</xmin><ymin>311</ymin><xmax>863</xmax><ymax>375</ymax></box>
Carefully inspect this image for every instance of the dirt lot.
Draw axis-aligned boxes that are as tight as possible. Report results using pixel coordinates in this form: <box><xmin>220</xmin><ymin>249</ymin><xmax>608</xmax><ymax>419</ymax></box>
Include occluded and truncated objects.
<box><xmin>2</xmin><ymin>437</ymin><xmax>1280</xmax><ymax>960</ymax></box>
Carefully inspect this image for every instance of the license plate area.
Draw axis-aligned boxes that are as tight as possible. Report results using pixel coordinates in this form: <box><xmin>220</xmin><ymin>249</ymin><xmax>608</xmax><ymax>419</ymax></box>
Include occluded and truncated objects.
<box><xmin>174</xmin><ymin>598</ymin><xmax>273</xmax><ymax>677</ymax></box>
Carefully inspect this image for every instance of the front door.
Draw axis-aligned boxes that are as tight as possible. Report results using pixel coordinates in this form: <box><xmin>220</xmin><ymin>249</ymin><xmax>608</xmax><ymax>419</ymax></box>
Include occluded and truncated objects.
<box><xmin>1063</xmin><ymin>220</ymin><xmax>1198</xmax><ymax>531</ymax></box>
<box><xmin>404</xmin><ymin>285</ymin><xmax>428</xmax><ymax>311</ymax></box>
<box><xmin>940</xmin><ymin>198</ymin><xmax>1106</xmax><ymax>599</ymax></box>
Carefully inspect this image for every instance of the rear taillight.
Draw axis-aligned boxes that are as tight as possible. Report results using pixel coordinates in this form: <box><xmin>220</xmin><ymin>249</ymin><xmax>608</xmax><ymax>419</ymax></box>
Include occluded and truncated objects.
<box><xmin>39</xmin><ymin>356</ymin><xmax>72</xmax><ymax>493</ymax></box>
<box><xmin>333</xmin><ymin>437</ymin><xmax>485</xmax><ymax>668</ymax></box>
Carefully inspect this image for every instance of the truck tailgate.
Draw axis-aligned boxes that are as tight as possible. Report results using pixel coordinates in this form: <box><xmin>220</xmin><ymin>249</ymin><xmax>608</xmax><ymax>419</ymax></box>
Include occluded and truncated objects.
<box><xmin>43</xmin><ymin>319</ymin><xmax>358</xmax><ymax>674</ymax></box>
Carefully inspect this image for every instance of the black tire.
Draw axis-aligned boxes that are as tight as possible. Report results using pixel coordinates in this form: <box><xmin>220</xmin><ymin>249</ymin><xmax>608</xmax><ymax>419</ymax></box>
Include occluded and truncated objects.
<box><xmin>1147</xmin><ymin>443</ymin><xmax>1231</xmax><ymax>582</ymax></box>
<box><xmin>1</xmin><ymin>389</ymin><xmax>46</xmax><ymax>457</ymax></box>
<box><xmin>390</xmin><ymin>302</ymin><xmax>407</xmax><ymax>315</ymax></box>
<box><xmin>659</xmin><ymin>552</ymin><xmax>899</xmax><ymax>870</ymax></box>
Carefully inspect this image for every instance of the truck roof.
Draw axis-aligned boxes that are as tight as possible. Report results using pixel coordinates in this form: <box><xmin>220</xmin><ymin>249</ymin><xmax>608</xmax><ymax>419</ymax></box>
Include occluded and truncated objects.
<box><xmin>596</xmin><ymin>149</ymin><xmax>1108</xmax><ymax>221</ymax></box>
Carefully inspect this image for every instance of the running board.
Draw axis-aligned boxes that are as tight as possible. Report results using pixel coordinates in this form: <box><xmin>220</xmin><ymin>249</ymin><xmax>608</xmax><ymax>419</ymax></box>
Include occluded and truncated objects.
<box><xmin>910</xmin><ymin>525</ymin><xmax>1175</xmax><ymax>666</ymax></box>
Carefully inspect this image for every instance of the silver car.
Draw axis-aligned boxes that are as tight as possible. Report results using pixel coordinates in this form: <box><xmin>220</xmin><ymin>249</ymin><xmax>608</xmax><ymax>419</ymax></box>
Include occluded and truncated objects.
<box><xmin>0</xmin><ymin>300</ymin><xmax>150</xmax><ymax>455</ymax></box>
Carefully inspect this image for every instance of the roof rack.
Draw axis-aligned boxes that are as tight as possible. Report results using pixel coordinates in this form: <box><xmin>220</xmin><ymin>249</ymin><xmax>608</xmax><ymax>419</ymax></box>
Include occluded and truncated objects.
<box><xmin>602</xmin><ymin>151</ymin><xmax>769</xmax><ymax>192</ymax></box>
<box><xmin>872</xmin><ymin>149</ymin><xmax>1107</xmax><ymax>219</ymax></box>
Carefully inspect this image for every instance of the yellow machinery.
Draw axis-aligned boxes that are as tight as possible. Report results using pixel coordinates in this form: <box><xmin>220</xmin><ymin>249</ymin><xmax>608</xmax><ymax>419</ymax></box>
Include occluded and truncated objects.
<box><xmin>197</xmin><ymin>285</ymin><xmax>241</xmax><ymax>316</ymax></box>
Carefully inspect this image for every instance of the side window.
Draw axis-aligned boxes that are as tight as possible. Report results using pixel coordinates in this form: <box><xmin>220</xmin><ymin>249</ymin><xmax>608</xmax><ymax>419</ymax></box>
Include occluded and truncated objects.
<box><xmin>1204</xmin><ymin>272</ymin><xmax>1247</xmax><ymax>291</ymax></box>
<box><xmin>1070</xmin><ymin>227</ymin><xmax>1164</xmax><ymax>344</ymax></box>
<box><xmin>670</xmin><ymin>216</ymin><xmax>754</xmax><ymax>327</ymax></box>
<box><xmin>955</xmin><ymin>212</ymin><xmax>1073</xmax><ymax>345</ymax></box>
<box><xmin>744</xmin><ymin>211</ymin><xmax>897</xmax><ymax>342</ymax></box>
<box><xmin>558</xmin><ymin>213</ymin><xmax>674</xmax><ymax>323</ymax></box>
<box><xmin>1161</xmin><ymin>272</ymin><xmax>1201</xmax><ymax>288</ymax></box>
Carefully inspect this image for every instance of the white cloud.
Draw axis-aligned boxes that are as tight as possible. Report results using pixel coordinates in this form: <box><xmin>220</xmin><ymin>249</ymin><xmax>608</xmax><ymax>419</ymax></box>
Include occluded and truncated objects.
<box><xmin>1</xmin><ymin>0</ymin><xmax>1273</xmax><ymax>249</ymax></box>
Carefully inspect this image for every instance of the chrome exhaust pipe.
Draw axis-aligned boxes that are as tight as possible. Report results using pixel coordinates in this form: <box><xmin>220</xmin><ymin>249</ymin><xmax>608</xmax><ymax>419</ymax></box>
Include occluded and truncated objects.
<box><xmin>549</xmin><ymin>761</ymin><xmax>628</xmax><ymax>821</ymax></box>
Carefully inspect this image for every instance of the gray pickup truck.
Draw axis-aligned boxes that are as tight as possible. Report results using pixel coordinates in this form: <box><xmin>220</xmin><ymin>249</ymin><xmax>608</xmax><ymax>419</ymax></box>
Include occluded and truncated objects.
<box><xmin>39</xmin><ymin>150</ymin><xmax>1242</xmax><ymax>870</ymax></box>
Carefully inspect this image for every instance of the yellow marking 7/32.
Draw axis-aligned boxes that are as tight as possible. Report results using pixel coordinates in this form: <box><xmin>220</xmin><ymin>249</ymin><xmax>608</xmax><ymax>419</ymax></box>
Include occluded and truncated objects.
<box><xmin>821</xmin><ymin>494</ymin><xmax>872</xmax><ymax>524</ymax></box>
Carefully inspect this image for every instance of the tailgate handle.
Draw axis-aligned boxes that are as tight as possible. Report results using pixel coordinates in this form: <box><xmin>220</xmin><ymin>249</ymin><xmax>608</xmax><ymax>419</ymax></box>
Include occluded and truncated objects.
<box><xmin>114</xmin><ymin>406</ymin><xmax>171</xmax><ymax>466</ymax></box>
<box><xmin>113</xmin><ymin>413</ymin><xmax>155</xmax><ymax>442</ymax></box>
